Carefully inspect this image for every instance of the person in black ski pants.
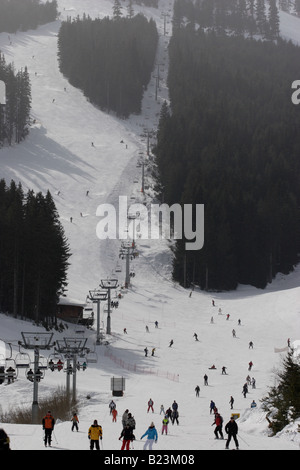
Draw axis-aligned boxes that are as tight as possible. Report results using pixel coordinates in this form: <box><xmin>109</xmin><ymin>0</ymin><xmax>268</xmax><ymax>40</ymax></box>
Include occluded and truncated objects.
<box><xmin>225</xmin><ymin>417</ymin><xmax>239</xmax><ymax>449</ymax></box>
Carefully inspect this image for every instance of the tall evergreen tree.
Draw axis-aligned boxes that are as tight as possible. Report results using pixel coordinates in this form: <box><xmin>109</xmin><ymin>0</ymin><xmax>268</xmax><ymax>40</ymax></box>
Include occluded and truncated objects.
<box><xmin>262</xmin><ymin>351</ymin><xmax>300</xmax><ymax>434</ymax></box>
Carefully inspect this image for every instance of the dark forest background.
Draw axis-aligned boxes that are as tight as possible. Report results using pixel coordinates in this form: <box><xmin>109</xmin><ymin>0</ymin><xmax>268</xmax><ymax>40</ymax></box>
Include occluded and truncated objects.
<box><xmin>57</xmin><ymin>12</ymin><xmax>158</xmax><ymax>117</ymax></box>
<box><xmin>0</xmin><ymin>0</ymin><xmax>58</xmax><ymax>33</ymax></box>
<box><xmin>0</xmin><ymin>180</ymin><xmax>70</xmax><ymax>323</ymax></box>
<box><xmin>154</xmin><ymin>0</ymin><xmax>300</xmax><ymax>290</ymax></box>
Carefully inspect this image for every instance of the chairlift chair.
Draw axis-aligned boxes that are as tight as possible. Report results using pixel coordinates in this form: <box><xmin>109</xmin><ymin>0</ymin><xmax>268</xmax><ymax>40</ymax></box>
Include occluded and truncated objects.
<box><xmin>115</xmin><ymin>263</ymin><xmax>122</xmax><ymax>273</ymax></box>
<box><xmin>5</xmin><ymin>358</ymin><xmax>17</xmax><ymax>383</ymax></box>
<box><xmin>86</xmin><ymin>351</ymin><xmax>97</xmax><ymax>364</ymax></box>
<box><xmin>15</xmin><ymin>352</ymin><xmax>31</xmax><ymax>369</ymax></box>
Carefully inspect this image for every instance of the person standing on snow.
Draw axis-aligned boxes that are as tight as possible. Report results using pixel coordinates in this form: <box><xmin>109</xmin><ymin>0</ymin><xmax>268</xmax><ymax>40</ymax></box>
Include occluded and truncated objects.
<box><xmin>122</xmin><ymin>409</ymin><xmax>129</xmax><ymax>428</ymax></box>
<box><xmin>42</xmin><ymin>411</ymin><xmax>55</xmax><ymax>447</ymax></box>
<box><xmin>161</xmin><ymin>415</ymin><xmax>169</xmax><ymax>435</ymax></box>
<box><xmin>112</xmin><ymin>407</ymin><xmax>118</xmax><ymax>422</ymax></box>
<box><xmin>225</xmin><ymin>416</ymin><xmax>239</xmax><ymax>450</ymax></box>
<box><xmin>88</xmin><ymin>420</ymin><xmax>103</xmax><ymax>450</ymax></box>
<box><xmin>71</xmin><ymin>412</ymin><xmax>79</xmax><ymax>431</ymax></box>
<box><xmin>141</xmin><ymin>422</ymin><xmax>158</xmax><ymax>450</ymax></box>
<box><xmin>195</xmin><ymin>385</ymin><xmax>200</xmax><ymax>397</ymax></box>
<box><xmin>147</xmin><ymin>398</ymin><xmax>154</xmax><ymax>413</ymax></box>
<box><xmin>212</xmin><ymin>412</ymin><xmax>224</xmax><ymax>439</ymax></box>
<box><xmin>119</xmin><ymin>424</ymin><xmax>135</xmax><ymax>450</ymax></box>
<box><xmin>229</xmin><ymin>396</ymin><xmax>234</xmax><ymax>409</ymax></box>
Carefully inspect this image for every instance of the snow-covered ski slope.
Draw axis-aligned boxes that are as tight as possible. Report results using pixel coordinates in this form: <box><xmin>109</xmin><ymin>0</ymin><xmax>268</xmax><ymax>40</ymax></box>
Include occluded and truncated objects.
<box><xmin>0</xmin><ymin>0</ymin><xmax>300</xmax><ymax>451</ymax></box>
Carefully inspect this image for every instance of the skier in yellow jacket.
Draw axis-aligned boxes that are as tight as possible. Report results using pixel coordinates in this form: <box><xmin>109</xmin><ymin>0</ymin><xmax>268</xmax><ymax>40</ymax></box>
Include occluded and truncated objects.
<box><xmin>88</xmin><ymin>420</ymin><xmax>103</xmax><ymax>450</ymax></box>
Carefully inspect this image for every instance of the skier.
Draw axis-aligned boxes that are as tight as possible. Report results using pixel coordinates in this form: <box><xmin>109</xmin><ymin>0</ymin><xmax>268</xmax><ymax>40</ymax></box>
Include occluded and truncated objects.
<box><xmin>119</xmin><ymin>424</ymin><xmax>135</xmax><ymax>450</ymax></box>
<box><xmin>249</xmin><ymin>341</ymin><xmax>254</xmax><ymax>349</ymax></box>
<box><xmin>248</xmin><ymin>361</ymin><xmax>253</xmax><ymax>371</ymax></box>
<box><xmin>109</xmin><ymin>400</ymin><xmax>116</xmax><ymax>414</ymax></box>
<box><xmin>225</xmin><ymin>416</ymin><xmax>239</xmax><ymax>450</ymax></box>
<box><xmin>169</xmin><ymin>339</ymin><xmax>173</xmax><ymax>347</ymax></box>
<box><xmin>204</xmin><ymin>374</ymin><xmax>208</xmax><ymax>386</ymax></box>
<box><xmin>232</xmin><ymin>329</ymin><xmax>236</xmax><ymax>338</ymax></box>
<box><xmin>151</xmin><ymin>348</ymin><xmax>155</xmax><ymax>356</ymax></box>
<box><xmin>88</xmin><ymin>420</ymin><xmax>103</xmax><ymax>450</ymax></box>
<box><xmin>71</xmin><ymin>413</ymin><xmax>79</xmax><ymax>431</ymax></box>
<box><xmin>160</xmin><ymin>405</ymin><xmax>165</xmax><ymax>415</ymax></box>
<box><xmin>242</xmin><ymin>383</ymin><xmax>248</xmax><ymax>398</ymax></box>
<box><xmin>210</xmin><ymin>400</ymin><xmax>215</xmax><ymax>414</ymax></box>
<box><xmin>195</xmin><ymin>385</ymin><xmax>200</xmax><ymax>397</ymax></box>
<box><xmin>147</xmin><ymin>398</ymin><xmax>154</xmax><ymax>413</ymax></box>
<box><xmin>144</xmin><ymin>347</ymin><xmax>148</xmax><ymax>357</ymax></box>
<box><xmin>221</xmin><ymin>366</ymin><xmax>227</xmax><ymax>375</ymax></box>
<box><xmin>171</xmin><ymin>409</ymin><xmax>179</xmax><ymax>425</ymax></box>
<box><xmin>42</xmin><ymin>411</ymin><xmax>55</xmax><ymax>447</ymax></box>
<box><xmin>0</xmin><ymin>428</ymin><xmax>10</xmax><ymax>450</ymax></box>
<box><xmin>126</xmin><ymin>412</ymin><xmax>136</xmax><ymax>431</ymax></box>
<box><xmin>193</xmin><ymin>333</ymin><xmax>199</xmax><ymax>341</ymax></box>
<box><xmin>112</xmin><ymin>408</ymin><xmax>118</xmax><ymax>423</ymax></box>
<box><xmin>162</xmin><ymin>415</ymin><xmax>169</xmax><ymax>434</ymax></box>
<box><xmin>122</xmin><ymin>409</ymin><xmax>129</xmax><ymax>428</ymax></box>
<box><xmin>229</xmin><ymin>396</ymin><xmax>234</xmax><ymax>409</ymax></box>
<box><xmin>140</xmin><ymin>422</ymin><xmax>158</xmax><ymax>450</ymax></box>
<box><xmin>212</xmin><ymin>412</ymin><xmax>224</xmax><ymax>439</ymax></box>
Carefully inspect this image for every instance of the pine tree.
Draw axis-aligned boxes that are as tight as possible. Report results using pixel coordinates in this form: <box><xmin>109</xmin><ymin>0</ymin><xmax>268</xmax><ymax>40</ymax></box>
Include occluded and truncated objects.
<box><xmin>268</xmin><ymin>0</ymin><xmax>280</xmax><ymax>40</ymax></box>
<box><xmin>262</xmin><ymin>351</ymin><xmax>300</xmax><ymax>434</ymax></box>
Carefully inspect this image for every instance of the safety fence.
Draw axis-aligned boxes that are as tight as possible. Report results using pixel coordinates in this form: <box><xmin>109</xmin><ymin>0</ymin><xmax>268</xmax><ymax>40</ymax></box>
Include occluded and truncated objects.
<box><xmin>104</xmin><ymin>349</ymin><xmax>179</xmax><ymax>382</ymax></box>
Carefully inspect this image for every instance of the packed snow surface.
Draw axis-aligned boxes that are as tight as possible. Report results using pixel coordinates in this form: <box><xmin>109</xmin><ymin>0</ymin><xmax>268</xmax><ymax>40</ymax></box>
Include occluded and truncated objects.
<box><xmin>0</xmin><ymin>0</ymin><xmax>300</xmax><ymax>451</ymax></box>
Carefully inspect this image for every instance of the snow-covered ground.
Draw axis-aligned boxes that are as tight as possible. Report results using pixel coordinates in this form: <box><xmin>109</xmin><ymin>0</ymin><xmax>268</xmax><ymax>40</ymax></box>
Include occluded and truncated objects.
<box><xmin>0</xmin><ymin>0</ymin><xmax>300</xmax><ymax>451</ymax></box>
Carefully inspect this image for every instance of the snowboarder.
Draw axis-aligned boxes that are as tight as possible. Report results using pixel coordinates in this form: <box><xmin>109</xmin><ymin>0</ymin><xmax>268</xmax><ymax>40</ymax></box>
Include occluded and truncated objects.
<box><xmin>71</xmin><ymin>413</ymin><xmax>79</xmax><ymax>431</ymax></box>
<box><xmin>140</xmin><ymin>422</ymin><xmax>158</xmax><ymax>450</ymax></box>
<box><xmin>195</xmin><ymin>385</ymin><xmax>200</xmax><ymax>397</ymax></box>
<box><xmin>148</xmin><ymin>398</ymin><xmax>154</xmax><ymax>413</ymax></box>
<box><xmin>212</xmin><ymin>413</ymin><xmax>224</xmax><ymax>439</ymax></box>
<box><xmin>225</xmin><ymin>416</ymin><xmax>239</xmax><ymax>450</ymax></box>
<box><xmin>162</xmin><ymin>415</ymin><xmax>169</xmax><ymax>434</ymax></box>
<box><xmin>88</xmin><ymin>420</ymin><xmax>103</xmax><ymax>450</ymax></box>
<box><xmin>119</xmin><ymin>424</ymin><xmax>135</xmax><ymax>450</ymax></box>
<box><xmin>42</xmin><ymin>411</ymin><xmax>55</xmax><ymax>447</ymax></box>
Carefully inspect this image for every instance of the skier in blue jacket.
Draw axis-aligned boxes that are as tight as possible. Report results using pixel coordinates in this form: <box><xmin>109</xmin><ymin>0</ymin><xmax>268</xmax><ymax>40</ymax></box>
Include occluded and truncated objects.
<box><xmin>140</xmin><ymin>422</ymin><xmax>158</xmax><ymax>450</ymax></box>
